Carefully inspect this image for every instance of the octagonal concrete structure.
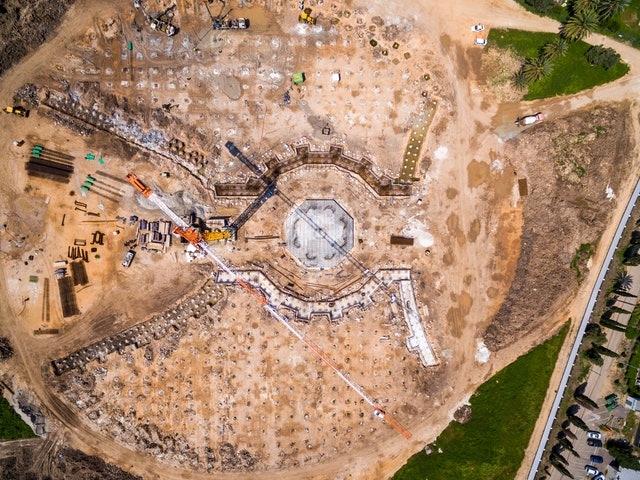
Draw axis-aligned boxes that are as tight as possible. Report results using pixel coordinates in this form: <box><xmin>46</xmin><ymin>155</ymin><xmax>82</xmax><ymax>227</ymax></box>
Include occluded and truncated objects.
<box><xmin>286</xmin><ymin>199</ymin><xmax>354</xmax><ymax>269</ymax></box>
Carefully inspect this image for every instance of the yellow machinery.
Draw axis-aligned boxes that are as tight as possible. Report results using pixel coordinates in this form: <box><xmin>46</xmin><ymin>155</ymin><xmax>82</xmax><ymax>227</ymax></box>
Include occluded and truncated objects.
<box><xmin>4</xmin><ymin>106</ymin><xmax>29</xmax><ymax>117</ymax></box>
<box><xmin>203</xmin><ymin>229</ymin><xmax>232</xmax><ymax>242</ymax></box>
<box><xmin>299</xmin><ymin>7</ymin><xmax>316</xmax><ymax>25</ymax></box>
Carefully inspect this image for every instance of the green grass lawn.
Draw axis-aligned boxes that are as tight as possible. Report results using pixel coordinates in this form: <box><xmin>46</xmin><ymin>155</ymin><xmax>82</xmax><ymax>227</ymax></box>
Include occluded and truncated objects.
<box><xmin>391</xmin><ymin>323</ymin><xmax>568</xmax><ymax>480</ymax></box>
<box><xmin>0</xmin><ymin>395</ymin><xmax>36</xmax><ymax>440</ymax></box>
<box><xmin>512</xmin><ymin>0</ymin><xmax>640</xmax><ymax>48</ymax></box>
<box><xmin>489</xmin><ymin>28</ymin><xmax>629</xmax><ymax>100</ymax></box>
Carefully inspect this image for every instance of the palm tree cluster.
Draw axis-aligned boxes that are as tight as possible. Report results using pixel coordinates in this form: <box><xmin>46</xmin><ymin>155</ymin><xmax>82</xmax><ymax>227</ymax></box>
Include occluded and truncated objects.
<box><xmin>511</xmin><ymin>38</ymin><xmax>568</xmax><ymax>90</ymax></box>
<box><xmin>512</xmin><ymin>0</ymin><xmax>629</xmax><ymax>91</ymax></box>
<box><xmin>563</xmin><ymin>0</ymin><xmax>630</xmax><ymax>41</ymax></box>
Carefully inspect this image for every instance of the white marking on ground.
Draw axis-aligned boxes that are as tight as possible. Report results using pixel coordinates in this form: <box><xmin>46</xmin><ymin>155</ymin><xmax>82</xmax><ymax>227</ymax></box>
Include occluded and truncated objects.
<box><xmin>475</xmin><ymin>339</ymin><xmax>490</xmax><ymax>363</ymax></box>
<box><xmin>433</xmin><ymin>145</ymin><xmax>448</xmax><ymax>160</ymax></box>
<box><xmin>606</xmin><ymin>184</ymin><xmax>615</xmax><ymax>200</ymax></box>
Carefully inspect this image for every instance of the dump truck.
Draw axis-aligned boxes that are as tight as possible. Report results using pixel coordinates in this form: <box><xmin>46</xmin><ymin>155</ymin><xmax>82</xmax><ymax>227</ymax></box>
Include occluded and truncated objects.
<box><xmin>4</xmin><ymin>106</ymin><xmax>29</xmax><ymax>117</ymax></box>
<box><xmin>515</xmin><ymin>112</ymin><xmax>544</xmax><ymax>127</ymax></box>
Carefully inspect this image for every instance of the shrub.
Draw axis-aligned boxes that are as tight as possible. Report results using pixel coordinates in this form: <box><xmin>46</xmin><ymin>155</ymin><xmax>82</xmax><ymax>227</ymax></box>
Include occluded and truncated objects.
<box><xmin>583</xmin><ymin>347</ymin><xmax>604</xmax><ymax>366</ymax></box>
<box><xmin>583</xmin><ymin>323</ymin><xmax>607</xmax><ymax>345</ymax></box>
<box><xmin>606</xmin><ymin>438</ymin><xmax>640</xmax><ymax>468</ymax></box>
<box><xmin>0</xmin><ymin>338</ymin><xmax>13</xmax><ymax>361</ymax></box>
<box><xmin>568</xmin><ymin>414</ymin><xmax>589</xmax><ymax>430</ymax></box>
<box><xmin>525</xmin><ymin>0</ymin><xmax>557</xmax><ymax>12</ymax></box>
<box><xmin>559</xmin><ymin>437</ymin><xmax>580</xmax><ymax>456</ymax></box>
<box><xmin>585</xmin><ymin>44</ymin><xmax>621</xmax><ymax>69</ymax></box>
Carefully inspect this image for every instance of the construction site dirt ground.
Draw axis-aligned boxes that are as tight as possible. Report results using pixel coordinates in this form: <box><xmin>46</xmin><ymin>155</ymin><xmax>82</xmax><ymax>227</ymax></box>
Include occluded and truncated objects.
<box><xmin>2</xmin><ymin>0</ymin><xmax>640</xmax><ymax>479</ymax></box>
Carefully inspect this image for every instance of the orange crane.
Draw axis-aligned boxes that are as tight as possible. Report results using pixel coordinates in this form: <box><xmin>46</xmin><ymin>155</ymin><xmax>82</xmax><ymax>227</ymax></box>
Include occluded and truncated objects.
<box><xmin>125</xmin><ymin>171</ymin><xmax>412</xmax><ymax>439</ymax></box>
<box><xmin>126</xmin><ymin>173</ymin><xmax>207</xmax><ymax>247</ymax></box>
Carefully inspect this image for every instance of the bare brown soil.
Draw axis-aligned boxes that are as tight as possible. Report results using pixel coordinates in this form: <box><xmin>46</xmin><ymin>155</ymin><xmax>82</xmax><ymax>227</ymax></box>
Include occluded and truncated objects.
<box><xmin>485</xmin><ymin>103</ymin><xmax>634</xmax><ymax>351</ymax></box>
<box><xmin>0</xmin><ymin>444</ymin><xmax>141</xmax><ymax>480</ymax></box>
<box><xmin>0</xmin><ymin>0</ymin><xmax>639</xmax><ymax>479</ymax></box>
<box><xmin>0</xmin><ymin>0</ymin><xmax>76</xmax><ymax>77</ymax></box>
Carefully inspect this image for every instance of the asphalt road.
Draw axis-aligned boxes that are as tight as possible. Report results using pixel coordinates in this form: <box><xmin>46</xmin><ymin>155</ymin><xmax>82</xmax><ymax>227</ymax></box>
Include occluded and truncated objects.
<box><xmin>528</xmin><ymin>176</ymin><xmax>640</xmax><ymax>480</ymax></box>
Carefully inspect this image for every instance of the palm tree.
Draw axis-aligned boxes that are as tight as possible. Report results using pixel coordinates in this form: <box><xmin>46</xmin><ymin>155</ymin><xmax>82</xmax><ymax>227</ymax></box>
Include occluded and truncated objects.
<box><xmin>512</xmin><ymin>69</ymin><xmax>528</xmax><ymax>90</ymax></box>
<box><xmin>598</xmin><ymin>0</ymin><xmax>630</xmax><ymax>20</ymax></box>
<box><xmin>562</xmin><ymin>8</ymin><xmax>600</xmax><ymax>41</ymax></box>
<box><xmin>615</xmin><ymin>269</ymin><xmax>634</xmax><ymax>291</ymax></box>
<box><xmin>572</xmin><ymin>0</ymin><xmax>600</xmax><ymax>14</ymax></box>
<box><xmin>542</xmin><ymin>39</ymin><xmax>569</xmax><ymax>60</ymax></box>
<box><xmin>522</xmin><ymin>56</ymin><xmax>553</xmax><ymax>83</ymax></box>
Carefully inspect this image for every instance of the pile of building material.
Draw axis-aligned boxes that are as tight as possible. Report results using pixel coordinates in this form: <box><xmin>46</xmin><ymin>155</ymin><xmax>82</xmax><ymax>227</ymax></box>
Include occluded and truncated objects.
<box><xmin>67</xmin><ymin>246</ymin><xmax>89</xmax><ymax>262</ymax></box>
<box><xmin>70</xmin><ymin>260</ymin><xmax>88</xmax><ymax>286</ymax></box>
<box><xmin>137</xmin><ymin>219</ymin><xmax>172</xmax><ymax>252</ymax></box>
<box><xmin>57</xmin><ymin>276</ymin><xmax>79</xmax><ymax>318</ymax></box>
<box><xmin>25</xmin><ymin>145</ymin><xmax>74</xmax><ymax>182</ymax></box>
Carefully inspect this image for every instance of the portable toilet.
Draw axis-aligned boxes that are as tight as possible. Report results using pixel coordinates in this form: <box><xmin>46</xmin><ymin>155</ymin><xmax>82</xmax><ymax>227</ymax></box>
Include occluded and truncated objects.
<box><xmin>293</xmin><ymin>72</ymin><xmax>306</xmax><ymax>85</ymax></box>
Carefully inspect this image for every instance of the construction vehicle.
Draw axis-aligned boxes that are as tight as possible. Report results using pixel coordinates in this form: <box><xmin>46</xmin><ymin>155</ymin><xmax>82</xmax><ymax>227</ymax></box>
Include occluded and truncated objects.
<box><xmin>4</xmin><ymin>106</ymin><xmax>29</xmax><ymax>117</ymax></box>
<box><xmin>202</xmin><ymin>228</ymin><xmax>232</xmax><ymax>242</ymax></box>
<box><xmin>162</xmin><ymin>103</ymin><xmax>178</xmax><ymax>113</ymax></box>
<box><xmin>292</xmin><ymin>72</ymin><xmax>306</xmax><ymax>85</ymax></box>
<box><xmin>203</xmin><ymin>1</ymin><xmax>249</xmax><ymax>30</ymax></box>
<box><xmin>225</xmin><ymin>141</ymin><xmax>262</xmax><ymax>175</ymax></box>
<box><xmin>126</xmin><ymin>173</ymin><xmax>207</xmax><ymax>248</ymax></box>
<box><xmin>136</xmin><ymin>1</ymin><xmax>177</xmax><ymax>36</ymax></box>
<box><xmin>121</xmin><ymin>250</ymin><xmax>136</xmax><ymax>268</ymax></box>
<box><xmin>299</xmin><ymin>7</ymin><xmax>316</xmax><ymax>25</ymax></box>
<box><xmin>515</xmin><ymin>112</ymin><xmax>544</xmax><ymax>127</ymax></box>
<box><xmin>125</xmin><ymin>171</ymin><xmax>412</xmax><ymax>440</ymax></box>
<box><xmin>150</xmin><ymin>17</ymin><xmax>177</xmax><ymax>36</ymax></box>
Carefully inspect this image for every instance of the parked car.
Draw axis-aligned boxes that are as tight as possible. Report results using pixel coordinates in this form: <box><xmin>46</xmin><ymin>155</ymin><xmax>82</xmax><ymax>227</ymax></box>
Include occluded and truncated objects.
<box><xmin>587</xmin><ymin>430</ymin><xmax>602</xmax><ymax>440</ymax></box>
<box><xmin>471</xmin><ymin>24</ymin><xmax>485</xmax><ymax>31</ymax></box>
<box><xmin>593</xmin><ymin>474</ymin><xmax>605</xmax><ymax>480</ymax></box>
<box><xmin>585</xmin><ymin>465</ymin><xmax>599</xmax><ymax>475</ymax></box>
<box><xmin>590</xmin><ymin>454</ymin><xmax>604</xmax><ymax>464</ymax></box>
<box><xmin>587</xmin><ymin>438</ymin><xmax>603</xmax><ymax>447</ymax></box>
<box><xmin>474</xmin><ymin>38</ymin><xmax>487</xmax><ymax>46</ymax></box>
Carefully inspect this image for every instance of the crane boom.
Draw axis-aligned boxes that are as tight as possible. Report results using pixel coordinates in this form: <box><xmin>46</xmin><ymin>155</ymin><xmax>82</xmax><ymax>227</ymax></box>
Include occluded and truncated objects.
<box><xmin>125</xmin><ymin>171</ymin><xmax>412</xmax><ymax>440</ymax></box>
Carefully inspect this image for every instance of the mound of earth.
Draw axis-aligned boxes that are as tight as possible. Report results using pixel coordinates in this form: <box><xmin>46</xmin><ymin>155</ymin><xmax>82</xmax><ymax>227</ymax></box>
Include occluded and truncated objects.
<box><xmin>0</xmin><ymin>0</ymin><xmax>76</xmax><ymax>77</ymax></box>
<box><xmin>0</xmin><ymin>445</ymin><xmax>141</xmax><ymax>480</ymax></box>
<box><xmin>484</xmin><ymin>102</ymin><xmax>633</xmax><ymax>351</ymax></box>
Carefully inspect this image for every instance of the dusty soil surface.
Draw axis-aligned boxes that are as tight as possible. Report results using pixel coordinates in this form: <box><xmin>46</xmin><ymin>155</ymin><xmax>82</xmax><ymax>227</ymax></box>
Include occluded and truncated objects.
<box><xmin>0</xmin><ymin>443</ymin><xmax>141</xmax><ymax>480</ymax></box>
<box><xmin>0</xmin><ymin>0</ymin><xmax>640</xmax><ymax>479</ymax></box>
<box><xmin>485</xmin><ymin>103</ymin><xmax>634</xmax><ymax>351</ymax></box>
<box><xmin>0</xmin><ymin>0</ymin><xmax>75</xmax><ymax>77</ymax></box>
